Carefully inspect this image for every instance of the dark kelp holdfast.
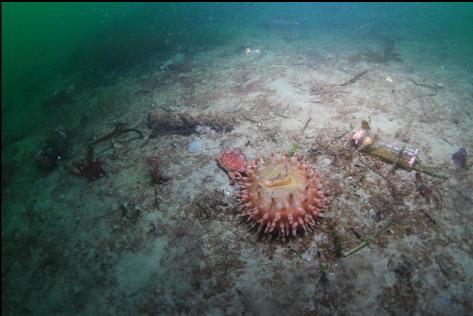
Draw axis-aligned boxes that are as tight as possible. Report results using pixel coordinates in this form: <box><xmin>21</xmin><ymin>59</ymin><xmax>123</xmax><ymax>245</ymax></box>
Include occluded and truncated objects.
<box><xmin>351</xmin><ymin>120</ymin><xmax>447</xmax><ymax>179</ymax></box>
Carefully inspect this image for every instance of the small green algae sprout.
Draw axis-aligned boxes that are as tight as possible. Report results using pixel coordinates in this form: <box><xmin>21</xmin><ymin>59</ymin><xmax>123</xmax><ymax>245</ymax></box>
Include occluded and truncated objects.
<box><xmin>287</xmin><ymin>144</ymin><xmax>300</xmax><ymax>158</ymax></box>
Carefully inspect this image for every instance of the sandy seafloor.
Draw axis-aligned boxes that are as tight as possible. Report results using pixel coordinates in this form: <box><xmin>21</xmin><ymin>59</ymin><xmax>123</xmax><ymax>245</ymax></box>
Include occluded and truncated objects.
<box><xmin>3</xmin><ymin>25</ymin><xmax>473</xmax><ymax>315</ymax></box>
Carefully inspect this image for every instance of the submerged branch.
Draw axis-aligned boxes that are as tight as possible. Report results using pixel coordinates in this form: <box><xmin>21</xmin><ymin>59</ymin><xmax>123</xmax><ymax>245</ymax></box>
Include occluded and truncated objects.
<box><xmin>301</xmin><ymin>116</ymin><xmax>312</xmax><ymax>131</ymax></box>
<box><xmin>342</xmin><ymin>156</ymin><xmax>401</xmax><ymax>257</ymax></box>
<box><xmin>408</xmin><ymin>79</ymin><xmax>438</xmax><ymax>97</ymax></box>
<box><xmin>413</xmin><ymin>163</ymin><xmax>448</xmax><ymax>180</ymax></box>
<box><xmin>339</xmin><ymin>70</ymin><xmax>369</xmax><ymax>86</ymax></box>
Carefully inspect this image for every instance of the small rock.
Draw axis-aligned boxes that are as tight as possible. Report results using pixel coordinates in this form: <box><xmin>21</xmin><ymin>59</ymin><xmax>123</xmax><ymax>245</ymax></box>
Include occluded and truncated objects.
<box><xmin>187</xmin><ymin>137</ymin><xmax>204</xmax><ymax>153</ymax></box>
<box><xmin>451</xmin><ymin>147</ymin><xmax>467</xmax><ymax>167</ymax></box>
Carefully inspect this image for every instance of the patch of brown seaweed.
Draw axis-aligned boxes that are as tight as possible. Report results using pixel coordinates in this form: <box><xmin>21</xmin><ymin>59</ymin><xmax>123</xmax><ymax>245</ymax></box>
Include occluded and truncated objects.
<box><xmin>146</xmin><ymin>110</ymin><xmax>235</xmax><ymax>138</ymax></box>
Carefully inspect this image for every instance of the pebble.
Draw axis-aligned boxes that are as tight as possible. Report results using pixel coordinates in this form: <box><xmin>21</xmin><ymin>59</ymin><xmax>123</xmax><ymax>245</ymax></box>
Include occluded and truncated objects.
<box><xmin>187</xmin><ymin>137</ymin><xmax>204</xmax><ymax>153</ymax></box>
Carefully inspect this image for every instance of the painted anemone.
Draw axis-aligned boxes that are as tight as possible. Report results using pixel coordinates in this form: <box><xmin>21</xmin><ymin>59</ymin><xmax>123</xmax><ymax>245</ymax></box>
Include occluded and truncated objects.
<box><xmin>217</xmin><ymin>148</ymin><xmax>326</xmax><ymax>238</ymax></box>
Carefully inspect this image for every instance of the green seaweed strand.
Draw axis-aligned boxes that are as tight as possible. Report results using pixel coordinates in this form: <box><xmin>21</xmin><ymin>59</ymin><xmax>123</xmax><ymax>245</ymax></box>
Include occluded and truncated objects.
<box><xmin>287</xmin><ymin>144</ymin><xmax>300</xmax><ymax>158</ymax></box>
